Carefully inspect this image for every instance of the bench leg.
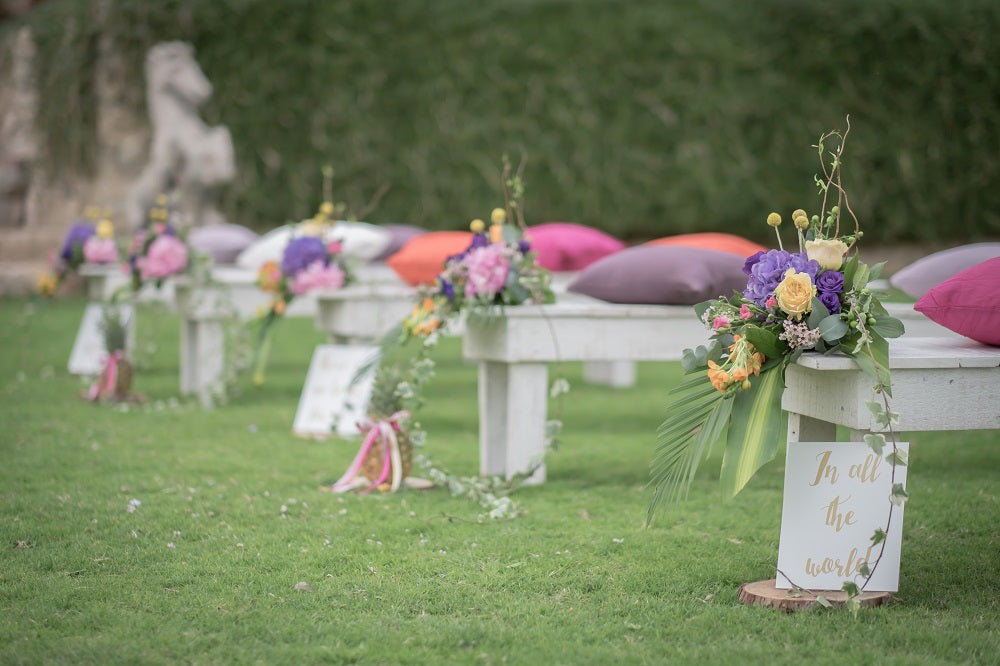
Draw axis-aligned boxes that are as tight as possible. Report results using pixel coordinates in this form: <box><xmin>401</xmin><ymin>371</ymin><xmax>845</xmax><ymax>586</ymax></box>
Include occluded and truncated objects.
<box><xmin>788</xmin><ymin>413</ymin><xmax>873</xmax><ymax>444</ymax></box>
<box><xmin>478</xmin><ymin>361</ymin><xmax>549</xmax><ymax>484</ymax></box>
<box><xmin>582</xmin><ymin>361</ymin><xmax>637</xmax><ymax>388</ymax></box>
<box><xmin>181</xmin><ymin>318</ymin><xmax>225</xmax><ymax>407</ymax></box>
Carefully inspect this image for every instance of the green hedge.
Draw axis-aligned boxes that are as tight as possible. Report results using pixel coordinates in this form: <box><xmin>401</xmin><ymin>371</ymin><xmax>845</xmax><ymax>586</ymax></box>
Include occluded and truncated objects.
<box><xmin>17</xmin><ymin>0</ymin><xmax>1000</xmax><ymax>243</ymax></box>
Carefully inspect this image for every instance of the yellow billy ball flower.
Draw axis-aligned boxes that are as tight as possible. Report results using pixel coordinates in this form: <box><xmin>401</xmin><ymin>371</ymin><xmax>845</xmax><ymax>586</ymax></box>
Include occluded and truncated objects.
<box><xmin>319</xmin><ymin>201</ymin><xmax>334</xmax><ymax>217</ymax></box>
<box><xmin>469</xmin><ymin>219</ymin><xmax>485</xmax><ymax>233</ymax></box>
<box><xmin>490</xmin><ymin>207</ymin><xmax>507</xmax><ymax>225</ymax></box>
<box><xmin>793</xmin><ymin>214</ymin><xmax>810</xmax><ymax>231</ymax></box>
<box><xmin>792</xmin><ymin>208</ymin><xmax>807</xmax><ymax>220</ymax></box>
<box><xmin>766</xmin><ymin>212</ymin><xmax>782</xmax><ymax>227</ymax></box>
<box><xmin>96</xmin><ymin>219</ymin><xmax>114</xmax><ymax>239</ymax></box>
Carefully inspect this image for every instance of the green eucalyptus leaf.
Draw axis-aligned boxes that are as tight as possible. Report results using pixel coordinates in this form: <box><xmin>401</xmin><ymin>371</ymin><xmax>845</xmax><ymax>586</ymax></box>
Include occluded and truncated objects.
<box><xmin>807</xmin><ymin>297</ymin><xmax>830</xmax><ymax>329</ymax></box>
<box><xmin>867</xmin><ymin>260</ymin><xmax>886</xmax><ymax>283</ymax></box>
<box><xmin>693</xmin><ymin>300</ymin><xmax>714</xmax><ymax>321</ymax></box>
<box><xmin>872</xmin><ymin>315</ymin><xmax>905</xmax><ymax>339</ymax></box>
<box><xmin>681</xmin><ymin>348</ymin><xmax>701</xmax><ymax>373</ymax></box>
<box><xmin>819</xmin><ymin>315</ymin><xmax>848</xmax><ymax>342</ymax></box>
<box><xmin>841</xmin><ymin>255</ymin><xmax>859</xmax><ymax>288</ymax></box>
<box><xmin>852</xmin><ymin>262</ymin><xmax>871</xmax><ymax>292</ymax></box>
<box><xmin>742</xmin><ymin>325</ymin><xmax>784</xmax><ymax>359</ymax></box>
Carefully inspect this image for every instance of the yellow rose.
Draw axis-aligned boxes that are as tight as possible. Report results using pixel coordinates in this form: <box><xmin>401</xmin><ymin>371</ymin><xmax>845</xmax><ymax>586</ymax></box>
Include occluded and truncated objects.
<box><xmin>805</xmin><ymin>238</ymin><xmax>849</xmax><ymax>271</ymax></box>
<box><xmin>774</xmin><ymin>268</ymin><xmax>815</xmax><ymax>320</ymax></box>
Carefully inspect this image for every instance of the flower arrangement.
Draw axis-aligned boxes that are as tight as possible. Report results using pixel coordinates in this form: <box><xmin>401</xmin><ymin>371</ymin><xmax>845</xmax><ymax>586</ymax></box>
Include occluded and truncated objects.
<box><xmin>252</xmin><ymin>202</ymin><xmax>354</xmax><ymax>385</ymax></box>
<box><xmin>648</xmin><ymin>122</ymin><xmax>906</xmax><ymax>529</ymax></box>
<box><xmin>83</xmin><ymin>303</ymin><xmax>136</xmax><ymax>403</ymax></box>
<box><xmin>126</xmin><ymin>196</ymin><xmax>190</xmax><ymax>291</ymax></box>
<box><xmin>38</xmin><ymin>208</ymin><xmax>119</xmax><ymax>296</ymax></box>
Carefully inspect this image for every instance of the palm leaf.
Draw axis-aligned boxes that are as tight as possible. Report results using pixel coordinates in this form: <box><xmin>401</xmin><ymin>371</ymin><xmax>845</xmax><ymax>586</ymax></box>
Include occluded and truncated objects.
<box><xmin>647</xmin><ymin>373</ymin><xmax>732</xmax><ymax>525</ymax></box>
<box><xmin>718</xmin><ymin>366</ymin><xmax>787</xmax><ymax>497</ymax></box>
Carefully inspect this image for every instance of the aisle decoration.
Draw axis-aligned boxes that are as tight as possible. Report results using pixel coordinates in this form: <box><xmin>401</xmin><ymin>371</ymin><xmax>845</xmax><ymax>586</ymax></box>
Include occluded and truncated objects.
<box><xmin>82</xmin><ymin>304</ymin><xmax>137</xmax><ymax>403</ymax></box>
<box><xmin>648</xmin><ymin>121</ymin><xmax>907</xmax><ymax>600</ymax></box>
<box><xmin>126</xmin><ymin>197</ymin><xmax>192</xmax><ymax>292</ymax></box>
<box><xmin>333</xmin><ymin>156</ymin><xmax>556</xmax><ymax>520</ymax></box>
<box><xmin>251</xmin><ymin>201</ymin><xmax>354</xmax><ymax>385</ymax></box>
<box><xmin>38</xmin><ymin>208</ymin><xmax>119</xmax><ymax>296</ymax></box>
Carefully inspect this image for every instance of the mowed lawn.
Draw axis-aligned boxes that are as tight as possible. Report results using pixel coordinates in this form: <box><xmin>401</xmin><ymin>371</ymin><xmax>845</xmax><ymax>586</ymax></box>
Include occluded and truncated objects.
<box><xmin>1</xmin><ymin>296</ymin><xmax>998</xmax><ymax>665</ymax></box>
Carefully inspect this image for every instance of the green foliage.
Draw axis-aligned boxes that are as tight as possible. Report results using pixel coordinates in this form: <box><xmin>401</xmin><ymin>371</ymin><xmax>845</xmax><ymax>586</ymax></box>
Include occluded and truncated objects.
<box><xmin>12</xmin><ymin>0</ymin><xmax>1000</xmax><ymax>242</ymax></box>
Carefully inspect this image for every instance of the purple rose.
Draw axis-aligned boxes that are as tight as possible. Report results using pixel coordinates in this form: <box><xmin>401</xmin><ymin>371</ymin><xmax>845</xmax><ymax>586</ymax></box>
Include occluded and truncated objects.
<box><xmin>61</xmin><ymin>223</ymin><xmax>96</xmax><ymax>264</ymax></box>
<box><xmin>518</xmin><ymin>239</ymin><xmax>532</xmax><ymax>255</ymax></box>
<box><xmin>742</xmin><ymin>249</ymin><xmax>820</xmax><ymax>307</ymax></box>
<box><xmin>281</xmin><ymin>237</ymin><xmax>329</xmax><ymax>277</ymax></box>
<box><xmin>439</xmin><ymin>277</ymin><xmax>455</xmax><ymax>302</ymax></box>
<box><xmin>818</xmin><ymin>290</ymin><xmax>841</xmax><ymax>314</ymax></box>
<box><xmin>815</xmin><ymin>270</ymin><xmax>845</xmax><ymax>294</ymax></box>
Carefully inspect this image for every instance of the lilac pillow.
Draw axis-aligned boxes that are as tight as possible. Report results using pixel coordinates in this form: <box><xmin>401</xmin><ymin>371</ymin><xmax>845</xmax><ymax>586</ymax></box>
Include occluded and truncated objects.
<box><xmin>567</xmin><ymin>245</ymin><xmax>748</xmax><ymax>305</ymax></box>
<box><xmin>890</xmin><ymin>243</ymin><xmax>1000</xmax><ymax>298</ymax></box>
<box><xmin>189</xmin><ymin>224</ymin><xmax>260</xmax><ymax>265</ymax></box>
<box><xmin>524</xmin><ymin>223</ymin><xmax>625</xmax><ymax>271</ymax></box>
<box><xmin>373</xmin><ymin>224</ymin><xmax>428</xmax><ymax>261</ymax></box>
<box><xmin>914</xmin><ymin>257</ymin><xmax>1000</xmax><ymax>346</ymax></box>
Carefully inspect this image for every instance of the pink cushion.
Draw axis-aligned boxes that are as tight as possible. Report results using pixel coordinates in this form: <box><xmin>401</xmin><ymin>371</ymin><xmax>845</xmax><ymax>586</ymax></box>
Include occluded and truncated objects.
<box><xmin>914</xmin><ymin>257</ymin><xmax>1000</xmax><ymax>346</ymax></box>
<box><xmin>890</xmin><ymin>243</ymin><xmax>1000</xmax><ymax>298</ymax></box>
<box><xmin>189</xmin><ymin>224</ymin><xmax>260</xmax><ymax>265</ymax></box>
<box><xmin>524</xmin><ymin>223</ymin><xmax>625</xmax><ymax>271</ymax></box>
<box><xmin>567</xmin><ymin>245</ymin><xmax>747</xmax><ymax>305</ymax></box>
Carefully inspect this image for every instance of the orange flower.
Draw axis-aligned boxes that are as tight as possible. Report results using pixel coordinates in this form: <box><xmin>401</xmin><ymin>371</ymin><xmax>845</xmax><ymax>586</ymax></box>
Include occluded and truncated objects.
<box><xmin>707</xmin><ymin>360</ymin><xmax>731</xmax><ymax>392</ymax></box>
<box><xmin>273</xmin><ymin>299</ymin><xmax>286</xmax><ymax>316</ymax></box>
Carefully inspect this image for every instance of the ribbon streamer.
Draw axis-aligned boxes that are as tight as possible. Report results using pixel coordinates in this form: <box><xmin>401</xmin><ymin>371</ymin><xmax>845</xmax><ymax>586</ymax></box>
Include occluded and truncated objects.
<box><xmin>331</xmin><ymin>411</ymin><xmax>409</xmax><ymax>494</ymax></box>
<box><xmin>87</xmin><ymin>350</ymin><xmax>124</xmax><ymax>401</ymax></box>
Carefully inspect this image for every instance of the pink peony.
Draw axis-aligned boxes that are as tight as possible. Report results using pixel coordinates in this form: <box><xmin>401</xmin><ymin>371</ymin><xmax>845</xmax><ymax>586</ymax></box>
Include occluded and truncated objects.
<box><xmin>138</xmin><ymin>235</ymin><xmax>188</xmax><ymax>279</ymax></box>
<box><xmin>83</xmin><ymin>236</ymin><xmax>118</xmax><ymax>264</ymax></box>
<box><xmin>291</xmin><ymin>260</ymin><xmax>345</xmax><ymax>295</ymax></box>
<box><xmin>463</xmin><ymin>244</ymin><xmax>510</xmax><ymax>298</ymax></box>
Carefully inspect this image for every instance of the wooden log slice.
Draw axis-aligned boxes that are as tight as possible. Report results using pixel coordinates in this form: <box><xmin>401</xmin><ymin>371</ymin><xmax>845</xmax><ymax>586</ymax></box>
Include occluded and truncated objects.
<box><xmin>738</xmin><ymin>579</ymin><xmax>891</xmax><ymax>612</ymax></box>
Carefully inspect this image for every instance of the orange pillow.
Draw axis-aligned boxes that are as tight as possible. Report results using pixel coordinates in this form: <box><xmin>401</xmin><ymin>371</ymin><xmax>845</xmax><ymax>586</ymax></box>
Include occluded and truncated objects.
<box><xmin>387</xmin><ymin>231</ymin><xmax>474</xmax><ymax>286</ymax></box>
<box><xmin>645</xmin><ymin>232</ymin><xmax>767</xmax><ymax>259</ymax></box>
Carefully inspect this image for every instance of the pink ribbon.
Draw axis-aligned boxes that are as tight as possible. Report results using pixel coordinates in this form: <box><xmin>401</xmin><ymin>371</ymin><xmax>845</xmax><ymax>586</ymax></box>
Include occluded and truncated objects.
<box><xmin>331</xmin><ymin>411</ymin><xmax>409</xmax><ymax>494</ymax></box>
<box><xmin>87</xmin><ymin>350</ymin><xmax>124</xmax><ymax>401</ymax></box>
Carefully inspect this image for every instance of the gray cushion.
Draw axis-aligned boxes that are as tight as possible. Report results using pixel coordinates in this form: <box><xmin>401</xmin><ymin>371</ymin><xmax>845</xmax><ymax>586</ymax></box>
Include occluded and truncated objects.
<box><xmin>189</xmin><ymin>224</ymin><xmax>260</xmax><ymax>265</ymax></box>
<box><xmin>890</xmin><ymin>243</ymin><xmax>1000</xmax><ymax>298</ymax></box>
<box><xmin>567</xmin><ymin>245</ymin><xmax>747</xmax><ymax>305</ymax></box>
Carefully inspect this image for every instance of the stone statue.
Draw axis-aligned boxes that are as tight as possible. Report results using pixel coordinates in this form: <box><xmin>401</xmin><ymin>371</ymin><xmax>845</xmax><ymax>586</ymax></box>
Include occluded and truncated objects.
<box><xmin>125</xmin><ymin>42</ymin><xmax>234</xmax><ymax>231</ymax></box>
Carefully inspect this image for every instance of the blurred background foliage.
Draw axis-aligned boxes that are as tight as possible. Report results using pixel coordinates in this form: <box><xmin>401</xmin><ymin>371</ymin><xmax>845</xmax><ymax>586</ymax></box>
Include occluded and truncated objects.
<box><xmin>13</xmin><ymin>0</ymin><xmax>1000</xmax><ymax>243</ymax></box>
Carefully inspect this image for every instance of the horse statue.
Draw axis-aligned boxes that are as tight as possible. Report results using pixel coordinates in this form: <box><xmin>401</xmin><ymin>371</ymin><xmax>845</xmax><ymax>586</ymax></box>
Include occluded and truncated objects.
<box><xmin>124</xmin><ymin>42</ymin><xmax>235</xmax><ymax>231</ymax></box>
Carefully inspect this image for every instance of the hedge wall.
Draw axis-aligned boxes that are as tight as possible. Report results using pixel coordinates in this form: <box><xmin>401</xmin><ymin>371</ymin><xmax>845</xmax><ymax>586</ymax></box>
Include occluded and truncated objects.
<box><xmin>15</xmin><ymin>0</ymin><xmax>1000</xmax><ymax>243</ymax></box>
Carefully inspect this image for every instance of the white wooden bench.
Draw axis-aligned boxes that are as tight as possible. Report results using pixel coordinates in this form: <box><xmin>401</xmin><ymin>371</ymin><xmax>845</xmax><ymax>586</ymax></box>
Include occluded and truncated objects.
<box><xmin>783</xmin><ymin>336</ymin><xmax>1000</xmax><ymax>443</ymax></box>
<box><xmin>461</xmin><ymin>301</ymin><xmax>967</xmax><ymax>484</ymax></box>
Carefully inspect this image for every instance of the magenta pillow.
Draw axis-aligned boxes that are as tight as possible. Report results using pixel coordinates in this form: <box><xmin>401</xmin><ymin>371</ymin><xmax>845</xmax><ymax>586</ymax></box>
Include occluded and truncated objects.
<box><xmin>372</xmin><ymin>224</ymin><xmax>428</xmax><ymax>261</ymax></box>
<box><xmin>567</xmin><ymin>245</ymin><xmax>747</xmax><ymax>305</ymax></box>
<box><xmin>890</xmin><ymin>243</ymin><xmax>1000</xmax><ymax>299</ymax></box>
<box><xmin>524</xmin><ymin>223</ymin><xmax>625</xmax><ymax>271</ymax></box>
<box><xmin>189</xmin><ymin>224</ymin><xmax>260</xmax><ymax>265</ymax></box>
<box><xmin>914</xmin><ymin>257</ymin><xmax>1000</xmax><ymax>346</ymax></box>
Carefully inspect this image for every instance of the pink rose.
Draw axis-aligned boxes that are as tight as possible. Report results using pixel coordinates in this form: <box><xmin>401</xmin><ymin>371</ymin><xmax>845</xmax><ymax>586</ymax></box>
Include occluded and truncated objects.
<box><xmin>739</xmin><ymin>304</ymin><xmax>752</xmax><ymax>320</ymax></box>
<box><xmin>138</xmin><ymin>235</ymin><xmax>188</xmax><ymax>279</ymax></box>
<box><xmin>291</xmin><ymin>260</ymin><xmax>345</xmax><ymax>295</ymax></box>
<box><xmin>463</xmin><ymin>244</ymin><xmax>510</xmax><ymax>298</ymax></box>
<box><xmin>83</xmin><ymin>236</ymin><xmax>118</xmax><ymax>264</ymax></box>
<box><xmin>712</xmin><ymin>316</ymin><xmax>730</xmax><ymax>331</ymax></box>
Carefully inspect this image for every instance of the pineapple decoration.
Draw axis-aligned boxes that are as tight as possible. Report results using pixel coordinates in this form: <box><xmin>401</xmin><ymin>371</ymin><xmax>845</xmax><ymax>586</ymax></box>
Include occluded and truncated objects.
<box><xmin>84</xmin><ymin>305</ymin><xmax>134</xmax><ymax>402</ymax></box>
<box><xmin>331</xmin><ymin>365</ymin><xmax>414</xmax><ymax>494</ymax></box>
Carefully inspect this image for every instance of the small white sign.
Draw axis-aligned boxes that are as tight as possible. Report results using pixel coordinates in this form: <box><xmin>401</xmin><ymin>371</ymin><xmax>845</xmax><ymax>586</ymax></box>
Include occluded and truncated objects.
<box><xmin>68</xmin><ymin>303</ymin><xmax>136</xmax><ymax>376</ymax></box>
<box><xmin>776</xmin><ymin>440</ymin><xmax>909</xmax><ymax>592</ymax></box>
<box><xmin>292</xmin><ymin>344</ymin><xmax>379</xmax><ymax>439</ymax></box>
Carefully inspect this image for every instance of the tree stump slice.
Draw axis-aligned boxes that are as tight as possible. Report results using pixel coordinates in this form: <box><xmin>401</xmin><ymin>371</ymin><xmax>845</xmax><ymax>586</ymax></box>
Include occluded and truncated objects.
<box><xmin>738</xmin><ymin>579</ymin><xmax>891</xmax><ymax>612</ymax></box>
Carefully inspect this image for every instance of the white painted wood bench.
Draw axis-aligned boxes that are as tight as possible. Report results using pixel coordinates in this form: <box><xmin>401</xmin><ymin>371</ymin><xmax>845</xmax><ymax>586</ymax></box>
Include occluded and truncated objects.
<box><xmin>461</xmin><ymin>300</ymin><xmax>967</xmax><ymax>484</ymax></box>
<box><xmin>462</xmin><ymin>300</ymin><xmax>708</xmax><ymax>482</ymax></box>
<box><xmin>173</xmin><ymin>279</ymin><xmax>237</xmax><ymax>407</ymax></box>
<box><xmin>784</xmin><ymin>336</ymin><xmax>1000</xmax><ymax>443</ymax></box>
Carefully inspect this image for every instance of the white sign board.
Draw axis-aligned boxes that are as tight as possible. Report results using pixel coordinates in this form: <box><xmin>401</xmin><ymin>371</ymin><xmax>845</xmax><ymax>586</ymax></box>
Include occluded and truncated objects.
<box><xmin>293</xmin><ymin>344</ymin><xmax>379</xmax><ymax>439</ymax></box>
<box><xmin>776</xmin><ymin>440</ymin><xmax>908</xmax><ymax>592</ymax></box>
<box><xmin>68</xmin><ymin>303</ymin><xmax>136</xmax><ymax>376</ymax></box>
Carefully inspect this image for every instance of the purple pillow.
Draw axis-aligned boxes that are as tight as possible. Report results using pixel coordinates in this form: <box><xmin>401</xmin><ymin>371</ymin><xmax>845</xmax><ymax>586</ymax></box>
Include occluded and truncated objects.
<box><xmin>373</xmin><ymin>224</ymin><xmax>428</xmax><ymax>262</ymax></box>
<box><xmin>914</xmin><ymin>257</ymin><xmax>1000</xmax><ymax>346</ymax></box>
<box><xmin>189</xmin><ymin>224</ymin><xmax>260</xmax><ymax>265</ymax></box>
<box><xmin>567</xmin><ymin>245</ymin><xmax>748</xmax><ymax>305</ymax></box>
<box><xmin>890</xmin><ymin>243</ymin><xmax>1000</xmax><ymax>298</ymax></box>
<box><xmin>525</xmin><ymin>223</ymin><xmax>625</xmax><ymax>271</ymax></box>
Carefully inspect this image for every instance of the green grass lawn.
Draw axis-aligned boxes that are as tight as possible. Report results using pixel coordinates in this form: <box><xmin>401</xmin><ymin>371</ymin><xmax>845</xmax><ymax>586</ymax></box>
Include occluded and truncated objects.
<box><xmin>1</xmin><ymin>296</ymin><xmax>998</xmax><ymax>664</ymax></box>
